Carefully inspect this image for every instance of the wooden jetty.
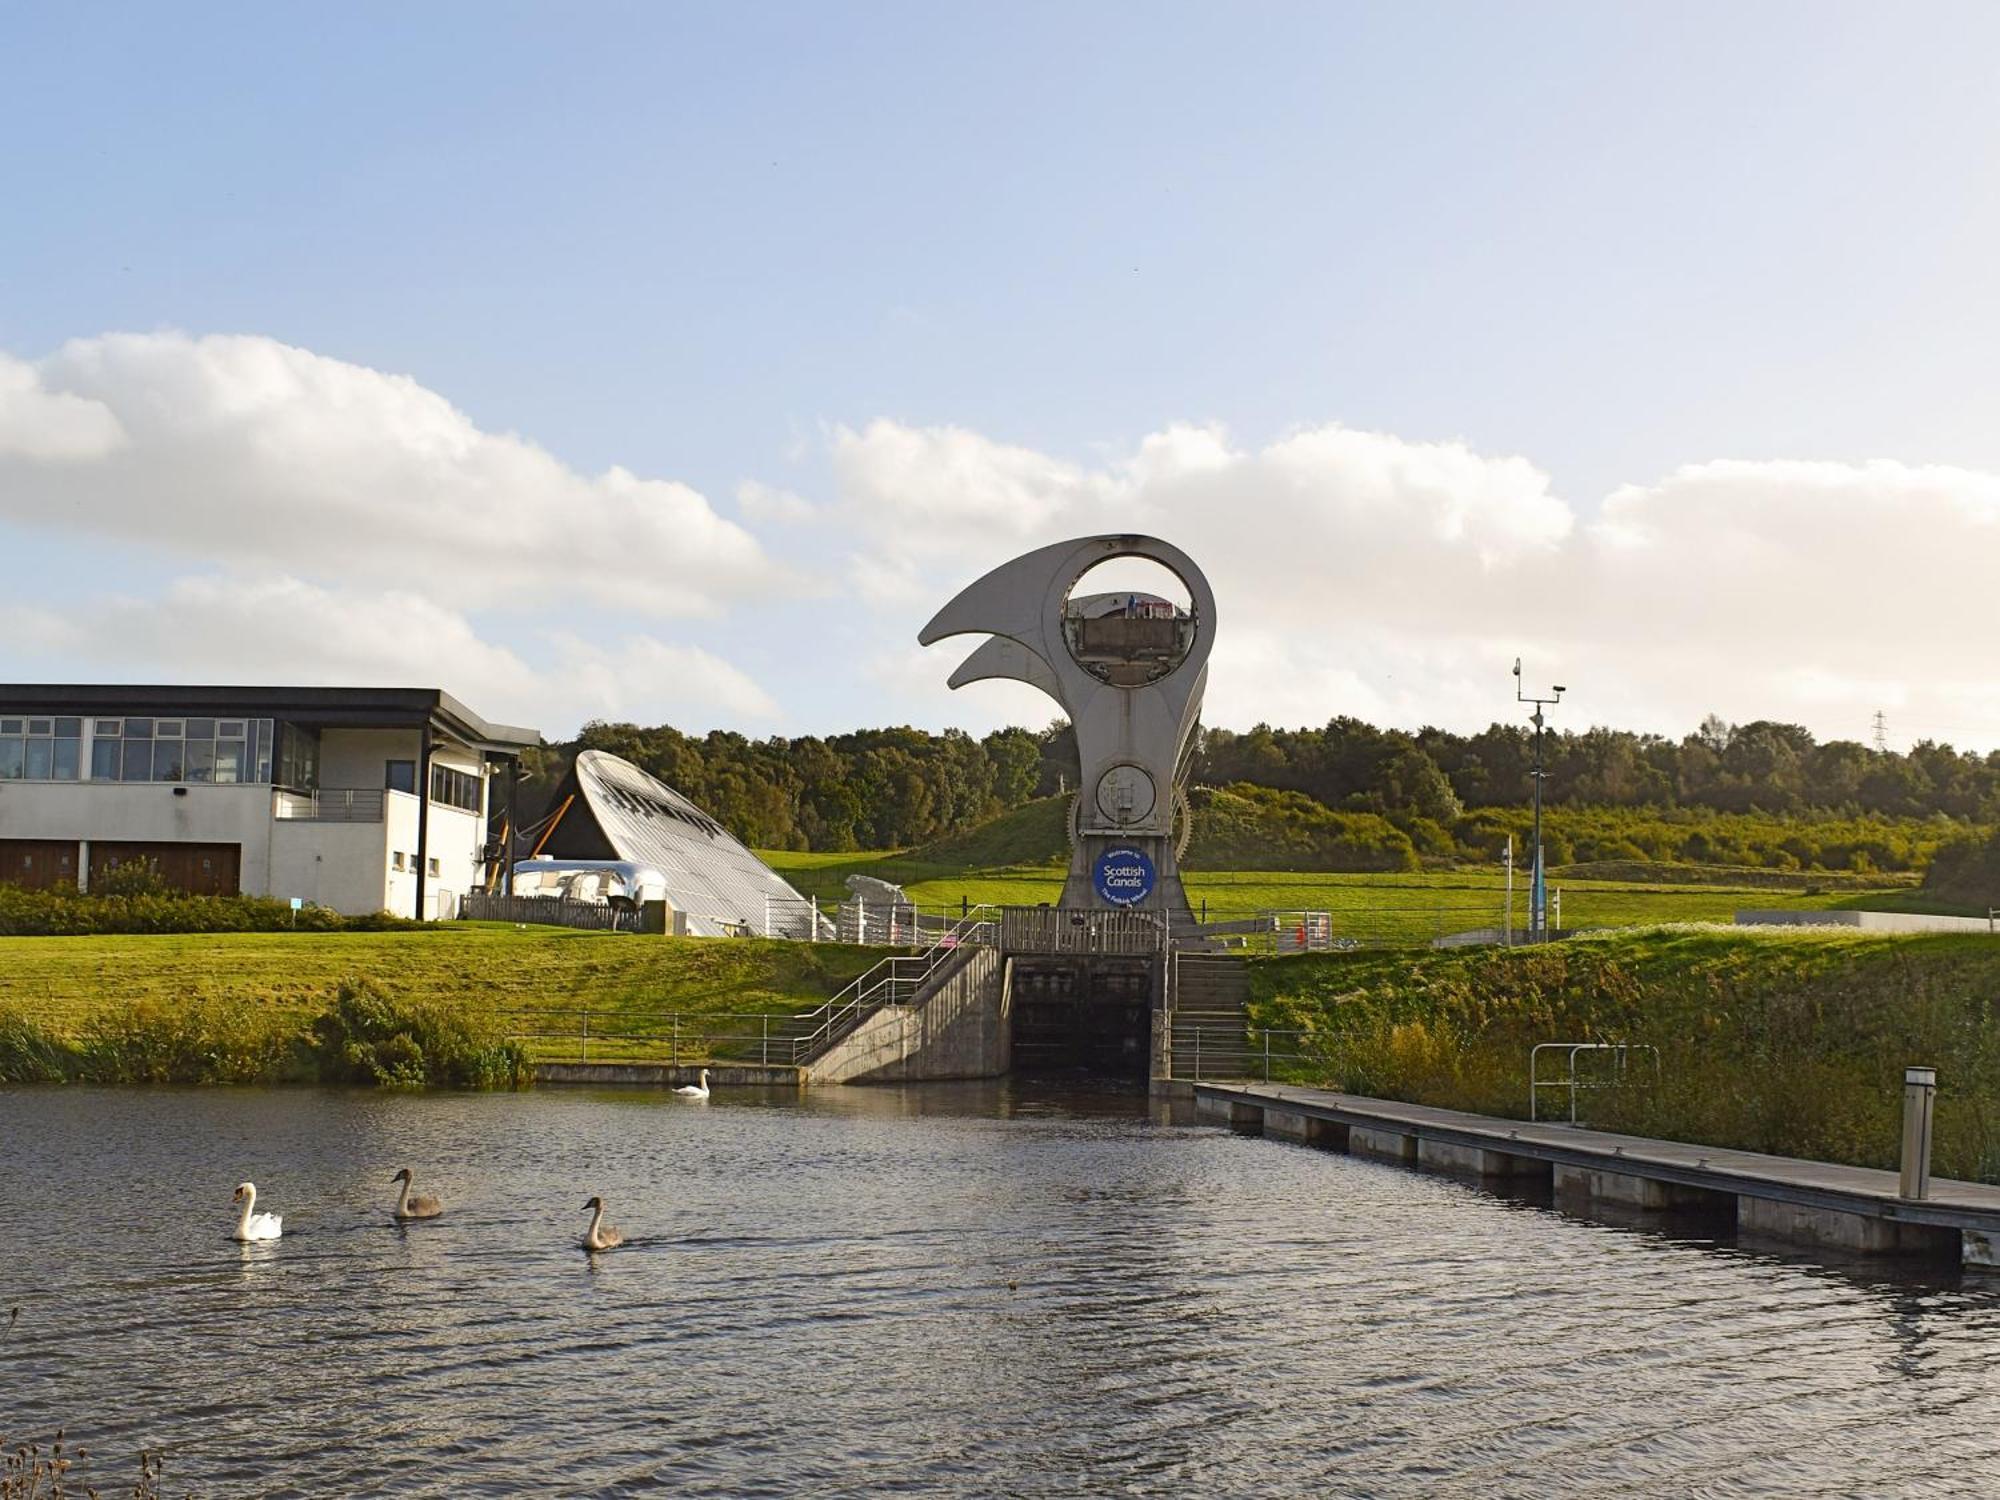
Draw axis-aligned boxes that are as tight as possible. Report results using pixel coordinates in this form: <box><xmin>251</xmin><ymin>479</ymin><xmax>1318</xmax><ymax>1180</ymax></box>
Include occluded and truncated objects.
<box><xmin>1193</xmin><ymin>1080</ymin><xmax>2000</xmax><ymax>1268</ymax></box>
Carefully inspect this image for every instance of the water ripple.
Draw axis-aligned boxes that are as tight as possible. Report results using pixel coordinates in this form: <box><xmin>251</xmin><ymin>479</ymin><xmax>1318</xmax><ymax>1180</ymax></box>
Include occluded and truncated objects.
<box><xmin>6</xmin><ymin>1082</ymin><xmax>2000</xmax><ymax>1495</ymax></box>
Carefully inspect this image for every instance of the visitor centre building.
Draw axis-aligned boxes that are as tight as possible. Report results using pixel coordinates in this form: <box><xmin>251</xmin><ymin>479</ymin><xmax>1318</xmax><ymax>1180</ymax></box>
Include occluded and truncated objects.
<box><xmin>0</xmin><ymin>685</ymin><xmax>538</xmax><ymax>919</ymax></box>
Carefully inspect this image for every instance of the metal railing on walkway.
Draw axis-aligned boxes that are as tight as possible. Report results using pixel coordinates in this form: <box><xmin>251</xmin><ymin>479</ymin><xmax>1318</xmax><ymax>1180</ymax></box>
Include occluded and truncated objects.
<box><xmin>272</xmin><ymin>787</ymin><xmax>387</xmax><ymax>822</ymax></box>
<box><xmin>789</xmin><ymin>904</ymin><xmax>1002</xmax><ymax>1063</ymax></box>
<box><xmin>506</xmin><ymin>1007</ymin><xmax>817</xmax><ymax>1065</ymax></box>
<box><xmin>1529</xmin><ymin>1041</ymin><xmax>1661</xmax><ymax>1124</ymax></box>
<box><xmin>1170</xmin><ymin>1023</ymin><xmax>1312</xmax><ymax>1082</ymax></box>
<box><xmin>1000</xmin><ymin>906</ymin><xmax>1167</xmax><ymax>955</ymax></box>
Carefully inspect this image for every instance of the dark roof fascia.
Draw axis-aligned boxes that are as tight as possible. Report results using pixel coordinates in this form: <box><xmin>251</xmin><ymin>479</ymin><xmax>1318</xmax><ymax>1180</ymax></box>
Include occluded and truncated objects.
<box><xmin>0</xmin><ymin>685</ymin><xmax>542</xmax><ymax>755</ymax></box>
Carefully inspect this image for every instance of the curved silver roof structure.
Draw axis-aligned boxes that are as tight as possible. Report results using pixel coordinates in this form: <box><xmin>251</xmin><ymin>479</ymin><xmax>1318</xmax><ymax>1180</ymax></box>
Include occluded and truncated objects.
<box><xmin>544</xmin><ymin>749</ymin><xmax>819</xmax><ymax>938</ymax></box>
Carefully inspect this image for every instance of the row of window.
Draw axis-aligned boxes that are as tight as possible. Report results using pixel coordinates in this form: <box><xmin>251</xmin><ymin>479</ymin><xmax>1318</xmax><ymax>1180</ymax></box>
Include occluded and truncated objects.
<box><xmin>0</xmin><ymin>715</ymin><xmax>276</xmax><ymax>785</ymax></box>
<box><xmin>1</xmin><ymin>713</ymin><xmax>491</xmax><ymax>814</ymax></box>
<box><xmin>431</xmin><ymin>764</ymin><xmax>481</xmax><ymax>813</ymax></box>
<box><xmin>391</xmin><ymin>851</ymin><xmax>442</xmax><ymax>876</ymax></box>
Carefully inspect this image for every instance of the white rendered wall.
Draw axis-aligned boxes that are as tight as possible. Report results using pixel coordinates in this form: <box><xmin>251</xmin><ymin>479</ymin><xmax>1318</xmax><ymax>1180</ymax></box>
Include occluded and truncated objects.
<box><xmin>320</xmin><ymin>728</ymin><xmax>421</xmax><ymax>788</ymax></box>
<box><xmin>269</xmin><ymin>818</ymin><xmax>391</xmax><ymax>913</ymax></box>
<box><xmin>382</xmin><ymin>790</ymin><xmax>486</xmax><ymax>919</ymax></box>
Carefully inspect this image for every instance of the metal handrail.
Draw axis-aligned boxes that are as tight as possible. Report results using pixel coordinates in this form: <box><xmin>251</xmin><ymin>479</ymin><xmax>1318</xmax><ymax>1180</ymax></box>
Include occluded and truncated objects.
<box><xmin>1171</xmin><ymin>1024</ymin><xmax>1312</xmax><ymax>1082</ymax></box>
<box><xmin>505</xmin><ymin>1006</ymin><xmax>822</xmax><ymax>1066</ymax></box>
<box><xmin>1529</xmin><ymin>1041</ymin><xmax>1661</xmax><ymax>1124</ymax></box>
<box><xmin>787</xmin><ymin>904</ymin><xmax>1002</xmax><ymax>1062</ymax></box>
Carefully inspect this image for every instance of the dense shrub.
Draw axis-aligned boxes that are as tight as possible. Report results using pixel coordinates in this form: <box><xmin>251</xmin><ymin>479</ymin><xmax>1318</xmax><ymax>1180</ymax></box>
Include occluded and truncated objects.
<box><xmin>1253</xmin><ymin>930</ymin><xmax>2000</xmax><ymax>1182</ymax></box>
<box><xmin>1923</xmin><ymin>830</ymin><xmax>2000</xmax><ymax>910</ymax></box>
<box><xmin>1186</xmin><ymin>785</ymin><xmax>1419</xmax><ymax>872</ymax></box>
<box><xmin>1451</xmin><ymin>804</ymin><xmax>1954</xmax><ymax>875</ymax></box>
<box><xmin>78</xmin><ymin>997</ymin><xmax>309</xmax><ymax>1085</ymax></box>
<box><xmin>0</xmin><ymin>980</ymin><xmax>523</xmax><ymax>1088</ymax></box>
<box><xmin>311</xmin><ymin>979</ymin><xmax>525</xmax><ymax>1089</ymax></box>
<box><xmin>0</xmin><ymin>881</ymin><xmax>409</xmax><ymax>937</ymax></box>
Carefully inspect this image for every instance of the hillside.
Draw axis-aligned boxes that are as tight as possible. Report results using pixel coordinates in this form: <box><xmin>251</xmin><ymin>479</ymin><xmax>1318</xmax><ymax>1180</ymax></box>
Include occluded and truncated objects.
<box><xmin>1249</xmin><ymin>928</ymin><xmax>2000</xmax><ymax>1182</ymax></box>
<box><xmin>885</xmin><ymin>785</ymin><xmax>1955</xmax><ymax>882</ymax></box>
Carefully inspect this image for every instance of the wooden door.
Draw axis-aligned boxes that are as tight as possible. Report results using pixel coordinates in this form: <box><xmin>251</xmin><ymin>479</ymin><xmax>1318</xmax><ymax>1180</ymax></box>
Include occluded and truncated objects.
<box><xmin>91</xmin><ymin>841</ymin><xmax>242</xmax><ymax>896</ymax></box>
<box><xmin>0</xmin><ymin>839</ymin><xmax>80</xmax><ymax>890</ymax></box>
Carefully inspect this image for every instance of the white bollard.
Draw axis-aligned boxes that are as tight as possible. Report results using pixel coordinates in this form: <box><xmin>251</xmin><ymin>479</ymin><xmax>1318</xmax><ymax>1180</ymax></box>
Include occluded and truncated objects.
<box><xmin>1900</xmin><ymin>1066</ymin><xmax>1937</xmax><ymax>1200</ymax></box>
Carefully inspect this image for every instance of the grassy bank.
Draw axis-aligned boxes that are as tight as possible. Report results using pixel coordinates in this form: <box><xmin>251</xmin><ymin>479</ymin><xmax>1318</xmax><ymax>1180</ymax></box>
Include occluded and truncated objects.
<box><xmin>1250</xmin><ymin>928</ymin><xmax>2000</xmax><ymax>1182</ymax></box>
<box><xmin>762</xmin><ymin>846</ymin><xmax>1917</xmax><ymax>941</ymax></box>
<box><xmin>0</xmin><ymin>925</ymin><xmax>883</xmax><ymax>1085</ymax></box>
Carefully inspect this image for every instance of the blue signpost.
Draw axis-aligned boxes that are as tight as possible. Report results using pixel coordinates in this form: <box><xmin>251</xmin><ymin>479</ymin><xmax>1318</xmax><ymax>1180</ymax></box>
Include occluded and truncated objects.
<box><xmin>1092</xmin><ymin>845</ymin><xmax>1156</xmax><ymax>907</ymax></box>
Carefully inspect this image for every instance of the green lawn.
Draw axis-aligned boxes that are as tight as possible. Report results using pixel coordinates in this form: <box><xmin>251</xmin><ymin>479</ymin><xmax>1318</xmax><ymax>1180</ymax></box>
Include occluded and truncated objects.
<box><xmin>0</xmin><ymin>923</ymin><xmax>883</xmax><ymax>1051</ymax></box>
<box><xmin>759</xmin><ymin>848</ymin><xmax>1920</xmax><ymax>944</ymax></box>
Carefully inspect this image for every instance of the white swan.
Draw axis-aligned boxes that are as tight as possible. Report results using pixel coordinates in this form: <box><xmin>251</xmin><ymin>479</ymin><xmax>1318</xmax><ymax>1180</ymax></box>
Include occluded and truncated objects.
<box><xmin>231</xmin><ymin>1181</ymin><xmax>282</xmax><ymax>1242</ymax></box>
<box><xmin>390</xmin><ymin>1167</ymin><xmax>443</xmax><ymax>1221</ymax></box>
<box><xmin>581</xmin><ymin>1195</ymin><xmax>625</xmax><ymax>1252</ymax></box>
<box><xmin>673</xmin><ymin>1068</ymin><xmax>711</xmax><ymax>1099</ymax></box>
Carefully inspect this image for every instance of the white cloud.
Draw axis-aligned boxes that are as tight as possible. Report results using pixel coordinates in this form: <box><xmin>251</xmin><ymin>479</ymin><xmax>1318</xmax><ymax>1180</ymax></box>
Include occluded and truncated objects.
<box><xmin>0</xmin><ymin>574</ymin><xmax>780</xmax><ymax>736</ymax></box>
<box><xmin>736</xmin><ymin>479</ymin><xmax>818</xmax><ymax>524</ymax></box>
<box><xmin>0</xmin><ymin>353</ymin><xmax>126</xmax><ymax>461</ymax></box>
<box><xmin>12</xmin><ymin>326</ymin><xmax>2000</xmax><ymax>748</ymax></box>
<box><xmin>542</xmin><ymin>634</ymin><xmax>779</xmax><ymax>723</ymax></box>
<box><xmin>824</xmin><ymin>419</ymin><xmax>2000</xmax><ymax>747</ymax></box>
<box><xmin>0</xmin><ymin>332</ymin><xmax>782</xmax><ymax>616</ymax></box>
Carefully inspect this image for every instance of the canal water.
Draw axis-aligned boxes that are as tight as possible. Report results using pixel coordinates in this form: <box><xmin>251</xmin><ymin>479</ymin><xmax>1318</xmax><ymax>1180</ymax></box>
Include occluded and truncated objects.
<box><xmin>6</xmin><ymin>1083</ymin><xmax>2000</xmax><ymax>1497</ymax></box>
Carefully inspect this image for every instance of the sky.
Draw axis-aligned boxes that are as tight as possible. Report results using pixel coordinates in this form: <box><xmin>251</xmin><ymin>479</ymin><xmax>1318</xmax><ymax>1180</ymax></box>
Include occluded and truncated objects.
<box><xmin>5</xmin><ymin>3</ymin><xmax>2000</xmax><ymax>749</ymax></box>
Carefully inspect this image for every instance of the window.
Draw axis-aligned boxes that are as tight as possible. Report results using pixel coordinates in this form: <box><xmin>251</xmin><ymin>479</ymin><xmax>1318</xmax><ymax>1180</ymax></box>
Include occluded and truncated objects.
<box><xmin>0</xmin><ymin>712</ymin><xmax>277</xmax><ymax>786</ymax></box>
<box><xmin>276</xmin><ymin>723</ymin><xmax>320</xmax><ymax>791</ymax></box>
<box><xmin>392</xmin><ymin>851</ymin><xmax>408</xmax><ymax>872</ymax></box>
<box><xmin>429</xmin><ymin>764</ymin><xmax>481</xmax><ymax>813</ymax></box>
<box><xmin>385</xmin><ymin>760</ymin><xmax>417</xmax><ymax>795</ymax></box>
<box><xmin>426</xmin><ymin>857</ymin><xmax>440</xmax><ymax>877</ymax></box>
<box><xmin>0</xmin><ymin>712</ymin><xmax>83</xmax><ymax>782</ymax></box>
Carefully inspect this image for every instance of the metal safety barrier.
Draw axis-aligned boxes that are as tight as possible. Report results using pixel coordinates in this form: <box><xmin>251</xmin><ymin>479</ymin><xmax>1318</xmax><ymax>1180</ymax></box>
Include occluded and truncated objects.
<box><xmin>505</xmin><ymin>1007</ymin><xmax>816</xmax><ymax>1065</ymax></box>
<box><xmin>1170</xmin><ymin>1024</ymin><xmax>1312</xmax><ymax>1082</ymax></box>
<box><xmin>788</xmin><ymin>904</ymin><xmax>1002</xmax><ymax>1063</ymax></box>
<box><xmin>1529</xmin><ymin>1041</ymin><xmax>1661</xmax><ymax>1124</ymax></box>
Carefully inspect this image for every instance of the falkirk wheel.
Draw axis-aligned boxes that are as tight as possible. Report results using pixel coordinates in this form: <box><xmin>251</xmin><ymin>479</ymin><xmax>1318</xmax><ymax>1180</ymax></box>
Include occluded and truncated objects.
<box><xmin>920</xmin><ymin>534</ymin><xmax>1213</xmax><ymax>924</ymax></box>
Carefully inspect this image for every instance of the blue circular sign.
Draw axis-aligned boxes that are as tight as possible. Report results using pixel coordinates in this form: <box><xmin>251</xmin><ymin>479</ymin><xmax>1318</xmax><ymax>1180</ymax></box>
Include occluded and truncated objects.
<box><xmin>1092</xmin><ymin>845</ymin><xmax>1156</xmax><ymax>907</ymax></box>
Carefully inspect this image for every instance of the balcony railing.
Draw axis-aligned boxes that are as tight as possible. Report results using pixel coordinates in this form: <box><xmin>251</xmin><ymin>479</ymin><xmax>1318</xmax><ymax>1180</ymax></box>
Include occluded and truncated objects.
<box><xmin>272</xmin><ymin>787</ymin><xmax>386</xmax><ymax>823</ymax></box>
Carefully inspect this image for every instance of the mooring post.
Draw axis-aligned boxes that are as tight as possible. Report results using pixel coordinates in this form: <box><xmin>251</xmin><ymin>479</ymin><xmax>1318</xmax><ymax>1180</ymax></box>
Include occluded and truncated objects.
<box><xmin>761</xmin><ymin>1014</ymin><xmax>769</xmax><ymax>1066</ymax></box>
<box><xmin>672</xmin><ymin>1017</ymin><xmax>680</xmax><ymax>1068</ymax></box>
<box><xmin>1900</xmin><ymin>1066</ymin><xmax>1937</xmax><ymax>1200</ymax></box>
<box><xmin>580</xmin><ymin>1010</ymin><xmax>588</xmax><ymax>1065</ymax></box>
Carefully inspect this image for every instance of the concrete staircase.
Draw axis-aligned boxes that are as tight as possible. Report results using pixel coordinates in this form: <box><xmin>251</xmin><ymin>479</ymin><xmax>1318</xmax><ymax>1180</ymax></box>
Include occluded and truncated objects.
<box><xmin>1168</xmin><ymin>952</ymin><xmax>1250</xmax><ymax>1076</ymax></box>
<box><xmin>803</xmin><ymin>945</ymin><xmax>1010</xmax><ymax>1084</ymax></box>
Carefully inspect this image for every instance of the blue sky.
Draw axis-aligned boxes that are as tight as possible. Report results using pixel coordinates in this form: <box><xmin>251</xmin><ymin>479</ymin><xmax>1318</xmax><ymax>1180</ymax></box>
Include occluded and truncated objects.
<box><xmin>5</xmin><ymin>4</ymin><xmax>2000</xmax><ymax>745</ymax></box>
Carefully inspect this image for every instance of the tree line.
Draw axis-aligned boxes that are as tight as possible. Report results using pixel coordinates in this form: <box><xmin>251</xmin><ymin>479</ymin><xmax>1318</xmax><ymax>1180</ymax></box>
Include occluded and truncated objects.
<box><xmin>520</xmin><ymin>713</ymin><xmax>2000</xmax><ymax>860</ymax></box>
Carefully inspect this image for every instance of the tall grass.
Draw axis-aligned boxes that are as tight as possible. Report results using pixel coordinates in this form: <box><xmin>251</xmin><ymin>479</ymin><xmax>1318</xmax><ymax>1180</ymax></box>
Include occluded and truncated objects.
<box><xmin>1</xmin><ymin>1428</ymin><xmax>178</xmax><ymax>1498</ymax></box>
<box><xmin>1253</xmin><ymin>928</ymin><xmax>2000</xmax><ymax>1182</ymax></box>
<box><xmin>0</xmin><ymin>980</ymin><xmax>524</xmax><ymax>1089</ymax></box>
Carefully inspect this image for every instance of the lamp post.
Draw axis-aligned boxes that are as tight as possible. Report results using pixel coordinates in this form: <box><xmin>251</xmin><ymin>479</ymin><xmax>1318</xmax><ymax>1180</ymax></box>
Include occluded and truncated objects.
<box><xmin>1513</xmin><ymin>659</ymin><xmax>1565</xmax><ymax>941</ymax></box>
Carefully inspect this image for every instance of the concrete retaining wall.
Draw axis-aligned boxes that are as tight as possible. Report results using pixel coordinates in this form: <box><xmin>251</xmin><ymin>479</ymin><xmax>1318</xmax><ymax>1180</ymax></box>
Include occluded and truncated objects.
<box><xmin>806</xmin><ymin>948</ymin><xmax>1011</xmax><ymax>1084</ymax></box>
<box><xmin>1736</xmin><ymin>909</ymin><xmax>2000</xmax><ymax>935</ymax></box>
<box><xmin>1737</xmin><ymin>1194</ymin><xmax>1956</xmax><ymax>1257</ymax></box>
<box><xmin>1554</xmin><ymin>1162</ymin><xmax>1724</xmax><ymax>1209</ymax></box>
<box><xmin>1421</xmin><ymin>1138</ymin><xmax>1550</xmax><ymax>1180</ymax></box>
<box><xmin>1350</xmin><ymin>1125</ymin><xmax>1417</xmax><ymax>1165</ymax></box>
<box><xmin>533</xmin><ymin>1061</ymin><xmax>802</xmax><ymax>1088</ymax></box>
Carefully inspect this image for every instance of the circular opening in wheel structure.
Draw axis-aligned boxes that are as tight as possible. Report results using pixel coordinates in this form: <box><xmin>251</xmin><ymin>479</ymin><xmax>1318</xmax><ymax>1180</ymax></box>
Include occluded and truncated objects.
<box><xmin>1094</xmin><ymin>763</ymin><xmax>1157</xmax><ymax>827</ymax></box>
<box><xmin>1060</xmin><ymin>554</ymin><xmax>1196</xmax><ymax>688</ymax></box>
